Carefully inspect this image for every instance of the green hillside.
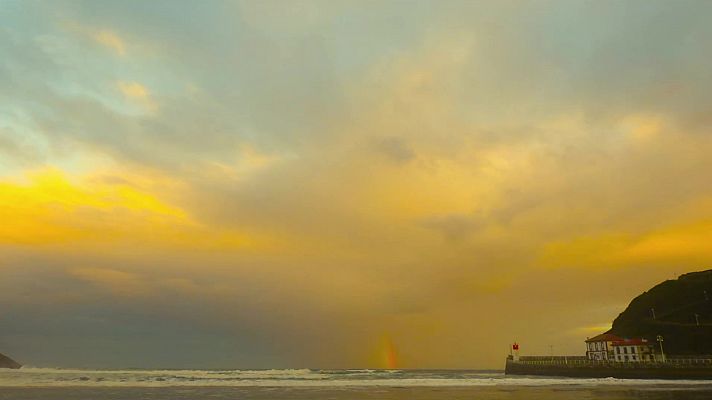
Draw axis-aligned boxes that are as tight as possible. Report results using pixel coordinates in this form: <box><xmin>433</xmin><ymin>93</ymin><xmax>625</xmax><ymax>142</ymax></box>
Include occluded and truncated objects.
<box><xmin>608</xmin><ymin>269</ymin><xmax>712</xmax><ymax>355</ymax></box>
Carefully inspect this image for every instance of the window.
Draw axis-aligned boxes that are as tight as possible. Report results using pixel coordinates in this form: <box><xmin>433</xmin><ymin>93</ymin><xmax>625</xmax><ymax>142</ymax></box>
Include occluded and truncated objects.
<box><xmin>625</xmin><ymin>355</ymin><xmax>629</xmax><ymax>362</ymax></box>
<box><xmin>632</xmin><ymin>347</ymin><xmax>636</xmax><ymax>354</ymax></box>
<box><xmin>624</xmin><ymin>348</ymin><xmax>628</xmax><ymax>354</ymax></box>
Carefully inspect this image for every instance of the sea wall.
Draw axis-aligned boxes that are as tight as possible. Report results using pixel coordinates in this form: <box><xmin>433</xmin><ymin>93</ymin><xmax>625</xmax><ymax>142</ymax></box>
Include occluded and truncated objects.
<box><xmin>505</xmin><ymin>356</ymin><xmax>712</xmax><ymax>379</ymax></box>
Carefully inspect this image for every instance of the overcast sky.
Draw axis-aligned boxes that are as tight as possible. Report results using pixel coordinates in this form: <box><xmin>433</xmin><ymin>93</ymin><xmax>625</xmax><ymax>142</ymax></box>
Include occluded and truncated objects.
<box><xmin>1</xmin><ymin>0</ymin><xmax>711</xmax><ymax>369</ymax></box>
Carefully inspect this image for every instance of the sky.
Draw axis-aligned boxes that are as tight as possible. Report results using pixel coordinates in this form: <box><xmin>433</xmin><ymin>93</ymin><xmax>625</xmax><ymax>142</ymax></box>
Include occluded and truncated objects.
<box><xmin>1</xmin><ymin>0</ymin><xmax>712</xmax><ymax>369</ymax></box>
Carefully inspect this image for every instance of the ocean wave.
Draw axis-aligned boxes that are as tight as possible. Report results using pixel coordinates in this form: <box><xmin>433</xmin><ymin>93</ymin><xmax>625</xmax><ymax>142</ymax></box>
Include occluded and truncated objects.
<box><xmin>2</xmin><ymin>368</ymin><xmax>712</xmax><ymax>388</ymax></box>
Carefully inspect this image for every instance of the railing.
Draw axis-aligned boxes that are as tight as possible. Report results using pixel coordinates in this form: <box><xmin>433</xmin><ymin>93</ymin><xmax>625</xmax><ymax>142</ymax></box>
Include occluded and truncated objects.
<box><xmin>667</xmin><ymin>358</ymin><xmax>712</xmax><ymax>365</ymax></box>
<box><xmin>509</xmin><ymin>355</ymin><xmax>712</xmax><ymax>366</ymax></box>
<box><xmin>519</xmin><ymin>356</ymin><xmax>587</xmax><ymax>362</ymax></box>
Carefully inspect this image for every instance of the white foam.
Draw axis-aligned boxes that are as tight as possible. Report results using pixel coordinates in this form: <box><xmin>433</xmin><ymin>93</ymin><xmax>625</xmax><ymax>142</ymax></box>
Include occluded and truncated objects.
<box><xmin>1</xmin><ymin>368</ymin><xmax>712</xmax><ymax>388</ymax></box>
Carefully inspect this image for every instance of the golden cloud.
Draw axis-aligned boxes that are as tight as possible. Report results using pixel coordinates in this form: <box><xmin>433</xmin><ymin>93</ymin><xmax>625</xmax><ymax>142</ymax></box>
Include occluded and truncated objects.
<box><xmin>0</xmin><ymin>168</ymin><xmax>261</xmax><ymax>251</ymax></box>
<box><xmin>116</xmin><ymin>81</ymin><xmax>158</xmax><ymax>113</ymax></box>
<box><xmin>93</xmin><ymin>29</ymin><xmax>126</xmax><ymax>56</ymax></box>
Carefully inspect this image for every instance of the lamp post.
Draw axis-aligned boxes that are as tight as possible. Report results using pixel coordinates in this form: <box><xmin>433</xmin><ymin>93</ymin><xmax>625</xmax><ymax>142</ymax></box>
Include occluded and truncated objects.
<box><xmin>656</xmin><ymin>335</ymin><xmax>666</xmax><ymax>363</ymax></box>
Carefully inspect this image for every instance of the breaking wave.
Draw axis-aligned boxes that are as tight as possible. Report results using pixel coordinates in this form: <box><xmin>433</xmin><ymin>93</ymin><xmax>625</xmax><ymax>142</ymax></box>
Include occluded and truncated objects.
<box><xmin>1</xmin><ymin>368</ymin><xmax>712</xmax><ymax>387</ymax></box>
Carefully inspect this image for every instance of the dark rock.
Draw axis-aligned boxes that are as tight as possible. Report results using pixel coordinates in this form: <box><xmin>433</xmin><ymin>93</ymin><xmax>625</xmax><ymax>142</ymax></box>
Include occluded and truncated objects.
<box><xmin>0</xmin><ymin>352</ymin><xmax>21</xmax><ymax>369</ymax></box>
<box><xmin>608</xmin><ymin>269</ymin><xmax>712</xmax><ymax>355</ymax></box>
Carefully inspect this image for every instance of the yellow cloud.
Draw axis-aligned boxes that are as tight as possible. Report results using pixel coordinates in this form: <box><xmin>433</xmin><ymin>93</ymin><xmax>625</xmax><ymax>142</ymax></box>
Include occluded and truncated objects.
<box><xmin>620</xmin><ymin>218</ymin><xmax>712</xmax><ymax>263</ymax></box>
<box><xmin>117</xmin><ymin>81</ymin><xmax>148</xmax><ymax>99</ymax></box>
<box><xmin>461</xmin><ymin>274</ymin><xmax>514</xmax><ymax>294</ymax></box>
<box><xmin>620</xmin><ymin>113</ymin><xmax>665</xmax><ymax>142</ymax></box>
<box><xmin>117</xmin><ymin>81</ymin><xmax>157</xmax><ymax>113</ymax></box>
<box><xmin>0</xmin><ymin>168</ymin><xmax>181</xmax><ymax>243</ymax></box>
<box><xmin>0</xmin><ymin>168</ymin><xmax>258</xmax><ymax>250</ymax></box>
<box><xmin>203</xmin><ymin>145</ymin><xmax>287</xmax><ymax>181</ymax></box>
<box><xmin>539</xmin><ymin>233</ymin><xmax>633</xmax><ymax>269</ymax></box>
<box><xmin>93</xmin><ymin>29</ymin><xmax>126</xmax><ymax>56</ymax></box>
<box><xmin>569</xmin><ymin>323</ymin><xmax>612</xmax><ymax>336</ymax></box>
<box><xmin>70</xmin><ymin>267</ymin><xmax>148</xmax><ymax>297</ymax></box>
<box><xmin>539</xmin><ymin>208</ymin><xmax>712</xmax><ymax>269</ymax></box>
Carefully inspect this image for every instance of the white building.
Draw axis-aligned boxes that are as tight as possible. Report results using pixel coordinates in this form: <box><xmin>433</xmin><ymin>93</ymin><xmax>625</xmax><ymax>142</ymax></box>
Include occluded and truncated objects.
<box><xmin>612</xmin><ymin>338</ymin><xmax>655</xmax><ymax>362</ymax></box>
<box><xmin>585</xmin><ymin>333</ymin><xmax>623</xmax><ymax>361</ymax></box>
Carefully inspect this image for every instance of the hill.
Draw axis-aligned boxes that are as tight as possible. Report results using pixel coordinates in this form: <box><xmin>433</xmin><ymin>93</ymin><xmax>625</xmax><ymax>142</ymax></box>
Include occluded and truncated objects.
<box><xmin>0</xmin><ymin>352</ymin><xmax>21</xmax><ymax>369</ymax></box>
<box><xmin>608</xmin><ymin>269</ymin><xmax>712</xmax><ymax>355</ymax></box>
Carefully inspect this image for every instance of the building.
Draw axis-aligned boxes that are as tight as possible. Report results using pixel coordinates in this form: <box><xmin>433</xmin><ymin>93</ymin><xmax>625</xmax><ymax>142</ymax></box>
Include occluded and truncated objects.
<box><xmin>585</xmin><ymin>333</ymin><xmax>623</xmax><ymax>361</ymax></box>
<box><xmin>612</xmin><ymin>338</ymin><xmax>655</xmax><ymax>362</ymax></box>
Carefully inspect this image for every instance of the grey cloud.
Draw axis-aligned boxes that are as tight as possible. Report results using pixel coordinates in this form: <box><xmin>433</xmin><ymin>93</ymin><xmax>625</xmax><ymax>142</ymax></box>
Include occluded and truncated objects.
<box><xmin>0</xmin><ymin>128</ymin><xmax>44</xmax><ymax>164</ymax></box>
<box><xmin>377</xmin><ymin>136</ymin><xmax>416</xmax><ymax>164</ymax></box>
<box><xmin>421</xmin><ymin>213</ymin><xmax>481</xmax><ymax>241</ymax></box>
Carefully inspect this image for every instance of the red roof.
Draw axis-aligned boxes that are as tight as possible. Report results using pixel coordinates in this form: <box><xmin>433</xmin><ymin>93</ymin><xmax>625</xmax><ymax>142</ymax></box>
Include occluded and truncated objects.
<box><xmin>611</xmin><ymin>338</ymin><xmax>649</xmax><ymax>346</ymax></box>
<box><xmin>585</xmin><ymin>333</ymin><xmax>623</xmax><ymax>343</ymax></box>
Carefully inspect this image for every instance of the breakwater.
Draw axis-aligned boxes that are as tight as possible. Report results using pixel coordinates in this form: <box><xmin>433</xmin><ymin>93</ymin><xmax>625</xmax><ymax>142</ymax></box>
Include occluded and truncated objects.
<box><xmin>505</xmin><ymin>356</ymin><xmax>712</xmax><ymax>379</ymax></box>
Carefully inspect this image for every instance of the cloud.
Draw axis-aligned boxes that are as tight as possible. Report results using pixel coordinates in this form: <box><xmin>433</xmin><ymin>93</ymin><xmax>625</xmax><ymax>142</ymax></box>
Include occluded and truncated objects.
<box><xmin>0</xmin><ymin>127</ymin><xmax>44</xmax><ymax>165</ymax></box>
<box><xmin>376</xmin><ymin>137</ymin><xmax>416</xmax><ymax>164</ymax></box>
<box><xmin>92</xmin><ymin>29</ymin><xmax>126</xmax><ymax>56</ymax></box>
<box><xmin>1</xmin><ymin>0</ymin><xmax>712</xmax><ymax>369</ymax></box>
<box><xmin>70</xmin><ymin>267</ymin><xmax>148</xmax><ymax>297</ymax></box>
<box><xmin>620</xmin><ymin>113</ymin><xmax>666</xmax><ymax>143</ymax></box>
<box><xmin>117</xmin><ymin>81</ymin><xmax>148</xmax><ymax>99</ymax></box>
<box><xmin>421</xmin><ymin>213</ymin><xmax>481</xmax><ymax>241</ymax></box>
<box><xmin>570</xmin><ymin>324</ymin><xmax>613</xmax><ymax>337</ymax></box>
<box><xmin>116</xmin><ymin>81</ymin><xmax>157</xmax><ymax>113</ymax></box>
<box><xmin>0</xmin><ymin>167</ymin><xmax>261</xmax><ymax>251</ymax></box>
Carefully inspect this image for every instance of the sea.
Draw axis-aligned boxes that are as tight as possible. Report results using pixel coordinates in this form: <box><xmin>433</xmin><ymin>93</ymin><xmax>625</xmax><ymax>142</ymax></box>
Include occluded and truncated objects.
<box><xmin>1</xmin><ymin>368</ymin><xmax>712</xmax><ymax>400</ymax></box>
